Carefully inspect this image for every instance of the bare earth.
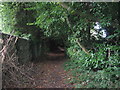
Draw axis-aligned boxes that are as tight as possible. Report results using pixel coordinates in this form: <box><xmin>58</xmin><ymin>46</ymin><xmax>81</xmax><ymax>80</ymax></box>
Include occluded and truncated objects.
<box><xmin>26</xmin><ymin>52</ymin><xmax>73</xmax><ymax>88</ymax></box>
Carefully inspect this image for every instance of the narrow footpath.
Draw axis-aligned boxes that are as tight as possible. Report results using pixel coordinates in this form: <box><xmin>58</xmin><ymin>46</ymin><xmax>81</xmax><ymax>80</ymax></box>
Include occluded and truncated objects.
<box><xmin>29</xmin><ymin>52</ymin><xmax>73</xmax><ymax>88</ymax></box>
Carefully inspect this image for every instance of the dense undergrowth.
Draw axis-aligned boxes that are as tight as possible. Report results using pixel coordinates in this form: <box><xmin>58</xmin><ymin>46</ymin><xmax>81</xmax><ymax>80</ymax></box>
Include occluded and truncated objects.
<box><xmin>1</xmin><ymin>2</ymin><xmax>120</xmax><ymax>88</ymax></box>
<box><xmin>64</xmin><ymin>37</ymin><xmax>120</xmax><ymax>88</ymax></box>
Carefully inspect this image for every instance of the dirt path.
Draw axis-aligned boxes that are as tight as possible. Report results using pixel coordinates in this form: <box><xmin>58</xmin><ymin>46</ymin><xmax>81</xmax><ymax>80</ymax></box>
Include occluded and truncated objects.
<box><xmin>30</xmin><ymin>52</ymin><xmax>73</xmax><ymax>88</ymax></box>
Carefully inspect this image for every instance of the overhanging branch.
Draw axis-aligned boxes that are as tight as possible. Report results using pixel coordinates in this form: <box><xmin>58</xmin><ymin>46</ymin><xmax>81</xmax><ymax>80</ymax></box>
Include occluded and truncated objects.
<box><xmin>76</xmin><ymin>39</ymin><xmax>90</xmax><ymax>55</ymax></box>
<box><xmin>59</xmin><ymin>2</ymin><xmax>72</xmax><ymax>12</ymax></box>
<box><xmin>58</xmin><ymin>2</ymin><xmax>99</xmax><ymax>22</ymax></box>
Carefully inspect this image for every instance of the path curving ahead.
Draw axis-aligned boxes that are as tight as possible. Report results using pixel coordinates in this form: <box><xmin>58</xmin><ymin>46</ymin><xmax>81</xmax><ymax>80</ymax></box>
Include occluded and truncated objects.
<box><xmin>31</xmin><ymin>52</ymin><xmax>73</xmax><ymax>88</ymax></box>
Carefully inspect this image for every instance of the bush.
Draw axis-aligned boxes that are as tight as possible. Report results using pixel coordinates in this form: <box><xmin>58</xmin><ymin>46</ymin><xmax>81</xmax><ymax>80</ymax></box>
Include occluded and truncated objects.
<box><xmin>65</xmin><ymin>35</ymin><xmax>120</xmax><ymax>88</ymax></box>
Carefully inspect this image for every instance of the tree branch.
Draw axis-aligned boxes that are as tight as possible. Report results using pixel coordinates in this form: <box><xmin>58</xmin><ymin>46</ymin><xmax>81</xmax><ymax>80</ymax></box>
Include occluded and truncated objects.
<box><xmin>76</xmin><ymin>39</ymin><xmax>89</xmax><ymax>55</ymax></box>
<box><xmin>59</xmin><ymin>2</ymin><xmax>72</xmax><ymax>12</ymax></box>
<box><xmin>58</xmin><ymin>2</ymin><xmax>99</xmax><ymax>22</ymax></box>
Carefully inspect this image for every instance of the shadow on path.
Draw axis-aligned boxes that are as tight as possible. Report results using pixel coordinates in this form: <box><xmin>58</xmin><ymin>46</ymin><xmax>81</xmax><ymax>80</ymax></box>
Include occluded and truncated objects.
<box><xmin>31</xmin><ymin>51</ymin><xmax>73</xmax><ymax>88</ymax></box>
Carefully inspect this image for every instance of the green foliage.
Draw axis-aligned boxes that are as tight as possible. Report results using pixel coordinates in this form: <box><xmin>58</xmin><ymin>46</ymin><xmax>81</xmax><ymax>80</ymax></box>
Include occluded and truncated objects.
<box><xmin>0</xmin><ymin>2</ymin><xmax>39</xmax><ymax>40</ymax></box>
<box><xmin>31</xmin><ymin>2</ymin><xmax>119</xmax><ymax>88</ymax></box>
<box><xmin>0</xmin><ymin>2</ymin><xmax>18</xmax><ymax>33</ymax></box>
<box><xmin>73</xmin><ymin>68</ymin><xmax>120</xmax><ymax>88</ymax></box>
<box><xmin>65</xmin><ymin>42</ymin><xmax>120</xmax><ymax>88</ymax></box>
<box><xmin>63</xmin><ymin>2</ymin><xmax>120</xmax><ymax>88</ymax></box>
<box><xmin>28</xmin><ymin>2</ymin><xmax>69</xmax><ymax>39</ymax></box>
<box><xmin>0</xmin><ymin>2</ymin><xmax>120</xmax><ymax>88</ymax></box>
<box><xmin>66</xmin><ymin>41</ymin><xmax>119</xmax><ymax>68</ymax></box>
